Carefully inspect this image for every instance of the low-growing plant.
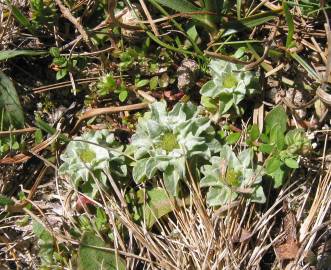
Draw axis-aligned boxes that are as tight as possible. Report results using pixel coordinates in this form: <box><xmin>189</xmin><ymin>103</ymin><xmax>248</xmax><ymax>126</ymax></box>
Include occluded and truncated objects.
<box><xmin>96</xmin><ymin>73</ymin><xmax>128</xmax><ymax>102</ymax></box>
<box><xmin>259</xmin><ymin>106</ymin><xmax>311</xmax><ymax>187</ymax></box>
<box><xmin>200</xmin><ymin>145</ymin><xmax>266</xmax><ymax>206</ymax></box>
<box><xmin>0</xmin><ymin>71</ymin><xmax>25</xmax><ymax>157</ymax></box>
<box><xmin>200</xmin><ymin>59</ymin><xmax>259</xmax><ymax>117</ymax></box>
<box><xmin>58</xmin><ymin>130</ymin><xmax>128</xmax><ymax>198</ymax></box>
<box><xmin>49</xmin><ymin>48</ymin><xmax>79</xmax><ymax>80</ymax></box>
<box><xmin>130</xmin><ymin>100</ymin><xmax>220</xmax><ymax>196</ymax></box>
<box><xmin>30</xmin><ymin>0</ymin><xmax>57</xmax><ymax>29</ymax></box>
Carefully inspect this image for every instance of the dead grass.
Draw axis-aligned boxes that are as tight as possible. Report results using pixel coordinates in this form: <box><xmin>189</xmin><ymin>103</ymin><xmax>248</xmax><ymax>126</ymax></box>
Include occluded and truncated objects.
<box><xmin>0</xmin><ymin>0</ymin><xmax>330</xmax><ymax>269</ymax></box>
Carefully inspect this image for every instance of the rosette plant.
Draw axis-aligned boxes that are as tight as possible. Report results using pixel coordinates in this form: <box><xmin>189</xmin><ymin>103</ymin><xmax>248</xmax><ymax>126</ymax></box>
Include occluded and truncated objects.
<box><xmin>58</xmin><ymin>130</ymin><xmax>128</xmax><ymax>198</ymax></box>
<box><xmin>200</xmin><ymin>59</ymin><xmax>259</xmax><ymax>116</ymax></box>
<box><xmin>200</xmin><ymin>145</ymin><xmax>266</xmax><ymax>206</ymax></box>
<box><xmin>131</xmin><ymin>101</ymin><xmax>220</xmax><ymax>196</ymax></box>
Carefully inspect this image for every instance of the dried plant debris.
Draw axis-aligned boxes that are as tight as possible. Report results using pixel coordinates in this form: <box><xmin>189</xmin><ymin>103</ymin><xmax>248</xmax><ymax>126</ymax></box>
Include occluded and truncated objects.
<box><xmin>0</xmin><ymin>0</ymin><xmax>330</xmax><ymax>269</ymax></box>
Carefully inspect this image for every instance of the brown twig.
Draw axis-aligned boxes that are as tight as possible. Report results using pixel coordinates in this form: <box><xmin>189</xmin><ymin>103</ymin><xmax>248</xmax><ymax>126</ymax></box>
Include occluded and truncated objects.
<box><xmin>70</xmin><ymin>103</ymin><xmax>149</xmax><ymax>134</ymax></box>
<box><xmin>245</xmin><ymin>19</ymin><xmax>280</xmax><ymax>70</ymax></box>
<box><xmin>55</xmin><ymin>0</ymin><xmax>95</xmax><ymax>50</ymax></box>
<box><xmin>0</xmin><ymin>127</ymin><xmax>37</xmax><ymax>137</ymax></box>
<box><xmin>0</xmin><ymin>131</ymin><xmax>59</xmax><ymax>164</ymax></box>
<box><xmin>139</xmin><ymin>0</ymin><xmax>159</xmax><ymax>36</ymax></box>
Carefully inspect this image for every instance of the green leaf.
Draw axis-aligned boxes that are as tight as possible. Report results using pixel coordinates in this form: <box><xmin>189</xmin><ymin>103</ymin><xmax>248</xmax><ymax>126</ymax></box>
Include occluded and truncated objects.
<box><xmin>284</xmin><ymin>158</ymin><xmax>299</xmax><ymax>169</ymax></box>
<box><xmin>56</xmin><ymin>69</ymin><xmax>68</xmax><ymax>80</ymax></box>
<box><xmin>0</xmin><ymin>195</ymin><xmax>14</xmax><ymax>206</ymax></box>
<box><xmin>223</xmin><ymin>11</ymin><xmax>279</xmax><ymax>36</ymax></box>
<box><xmin>133</xmin><ymin>158</ymin><xmax>148</xmax><ymax>183</ymax></box>
<box><xmin>265</xmin><ymin>157</ymin><xmax>281</xmax><ymax>174</ymax></box>
<box><xmin>0</xmin><ymin>50</ymin><xmax>47</xmax><ymax>62</ymax></box>
<box><xmin>265</xmin><ymin>106</ymin><xmax>287</xmax><ymax>135</ymax></box>
<box><xmin>149</xmin><ymin>76</ymin><xmax>159</xmax><ymax>90</ymax></box>
<box><xmin>32</xmin><ymin>221</ymin><xmax>54</xmax><ymax>266</ymax></box>
<box><xmin>34</xmin><ymin>129</ymin><xmax>43</xmax><ymax>144</ymax></box>
<box><xmin>135</xmin><ymin>79</ymin><xmax>150</xmax><ymax>88</ymax></box>
<box><xmin>0</xmin><ymin>71</ymin><xmax>25</xmax><ymax>129</ymax></box>
<box><xmin>226</xmin><ymin>132</ymin><xmax>241</xmax><ymax>145</ymax></box>
<box><xmin>283</xmin><ymin>0</ymin><xmax>295</xmax><ymax>48</ymax></box>
<box><xmin>153</xmin><ymin>0</ymin><xmax>200</xmax><ymax>13</ymax></box>
<box><xmin>284</xmin><ymin>129</ymin><xmax>311</xmax><ymax>155</ymax></box>
<box><xmin>118</xmin><ymin>90</ymin><xmax>128</xmax><ymax>102</ymax></box>
<box><xmin>290</xmin><ymin>53</ymin><xmax>320</xmax><ymax>80</ymax></box>
<box><xmin>251</xmin><ymin>186</ymin><xmax>266</xmax><ymax>204</ymax></box>
<box><xmin>151</xmin><ymin>0</ymin><xmax>216</xmax><ymax>32</ymax></box>
<box><xmin>78</xmin><ymin>232</ymin><xmax>126</xmax><ymax>270</ymax></box>
<box><xmin>259</xmin><ymin>143</ymin><xmax>274</xmax><ymax>154</ymax></box>
<box><xmin>249</xmin><ymin>124</ymin><xmax>260</xmax><ymax>141</ymax></box>
<box><xmin>186</xmin><ymin>25</ymin><xmax>198</xmax><ymax>43</ymax></box>
<box><xmin>137</xmin><ymin>188</ymin><xmax>175</xmax><ymax>228</ymax></box>
<box><xmin>268</xmin><ymin>166</ymin><xmax>285</xmax><ymax>188</ymax></box>
<box><xmin>35</xmin><ymin>116</ymin><xmax>69</xmax><ymax>143</ymax></box>
<box><xmin>269</xmin><ymin>124</ymin><xmax>285</xmax><ymax>150</ymax></box>
<box><xmin>206</xmin><ymin>186</ymin><xmax>237</xmax><ymax>206</ymax></box>
<box><xmin>6</xmin><ymin>1</ymin><xmax>36</xmax><ymax>34</ymax></box>
<box><xmin>163</xmin><ymin>165</ymin><xmax>180</xmax><ymax>196</ymax></box>
<box><xmin>49</xmin><ymin>47</ymin><xmax>60</xmax><ymax>58</ymax></box>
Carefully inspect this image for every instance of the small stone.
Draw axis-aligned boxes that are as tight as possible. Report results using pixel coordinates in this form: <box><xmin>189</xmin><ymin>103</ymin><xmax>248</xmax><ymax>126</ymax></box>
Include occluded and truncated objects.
<box><xmin>177</xmin><ymin>59</ymin><xmax>199</xmax><ymax>92</ymax></box>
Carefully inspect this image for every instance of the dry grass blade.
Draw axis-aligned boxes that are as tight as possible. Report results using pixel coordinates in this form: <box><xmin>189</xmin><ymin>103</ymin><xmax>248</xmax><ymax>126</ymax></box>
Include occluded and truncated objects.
<box><xmin>70</xmin><ymin>102</ymin><xmax>149</xmax><ymax>134</ymax></box>
<box><xmin>0</xmin><ymin>131</ymin><xmax>59</xmax><ymax>164</ymax></box>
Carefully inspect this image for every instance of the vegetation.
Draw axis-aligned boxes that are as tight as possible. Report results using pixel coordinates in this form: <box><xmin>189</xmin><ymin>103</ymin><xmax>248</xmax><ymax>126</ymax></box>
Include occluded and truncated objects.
<box><xmin>0</xmin><ymin>0</ymin><xmax>330</xmax><ymax>269</ymax></box>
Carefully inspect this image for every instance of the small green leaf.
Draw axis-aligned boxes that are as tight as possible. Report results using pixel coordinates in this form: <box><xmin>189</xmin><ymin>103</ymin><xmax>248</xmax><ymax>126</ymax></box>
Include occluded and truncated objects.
<box><xmin>251</xmin><ymin>186</ymin><xmax>266</xmax><ymax>204</ymax></box>
<box><xmin>0</xmin><ymin>71</ymin><xmax>25</xmax><ymax>128</ymax></box>
<box><xmin>0</xmin><ymin>195</ymin><xmax>14</xmax><ymax>206</ymax></box>
<box><xmin>78</xmin><ymin>232</ymin><xmax>126</xmax><ymax>270</ymax></box>
<box><xmin>49</xmin><ymin>47</ymin><xmax>60</xmax><ymax>58</ymax></box>
<box><xmin>265</xmin><ymin>106</ymin><xmax>287</xmax><ymax>135</ymax></box>
<box><xmin>32</xmin><ymin>220</ymin><xmax>54</xmax><ymax>266</ymax></box>
<box><xmin>283</xmin><ymin>0</ymin><xmax>295</xmax><ymax>48</ymax></box>
<box><xmin>284</xmin><ymin>158</ymin><xmax>299</xmax><ymax>169</ymax></box>
<box><xmin>290</xmin><ymin>52</ymin><xmax>320</xmax><ymax>80</ymax></box>
<box><xmin>118</xmin><ymin>90</ymin><xmax>128</xmax><ymax>102</ymax></box>
<box><xmin>269</xmin><ymin>166</ymin><xmax>286</xmax><ymax>188</ymax></box>
<box><xmin>6</xmin><ymin>1</ymin><xmax>36</xmax><ymax>34</ymax></box>
<box><xmin>249</xmin><ymin>124</ymin><xmax>260</xmax><ymax>141</ymax></box>
<box><xmin>226</xmin><ymin>132</ymin><xmax>241</xmax><ymax>145</ymax></box>
<box><xmin>56</xmin><ymin>69</ymin><xmax>68</xmax><ymax>80</ymax></box>
<box><xmin>163</xmin><ymin>165</ymin><xmax>180</xmax><ymax>196</ymax></box>
<box><xmin>259</xmin><ymin>143</ymin><xmax>274</xmax><ymax>154</ymax></box>
<box><xmin>11</xmin><ymin>141</ymin><xmax>20</xmax><ymax>150</ymax></box>
<box><xmin>133</xmin><ymin>158</ymin><xmax>148</xmax><ymax>183</ymax></box>
<box><xmin>186</xmin><ymin>25</ymin><xmax>198</xmax><ymax>43</ymax></box>
<box><xmin>149</xmin><ymin>76</ymin><xmax>158</xmax><ymax>90</ymax></box>
<box><xmin>269</xmin><ymin>124</ymin><xmax>285</xmax><ymax>150</ymax></box>
<box><xmin>266</xmin><ymin>157</ymin><xmax>281</xmax><ymax>174</ymax></box>
<box><xmin>34</xmin><ymin>129</ymin><xmax>43</xmax><ymax>144</ymax></box>
<box><xmin>135</xmin><ymin>79</ymin><xmax>150</xmax><ymax>88</ymax></box>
